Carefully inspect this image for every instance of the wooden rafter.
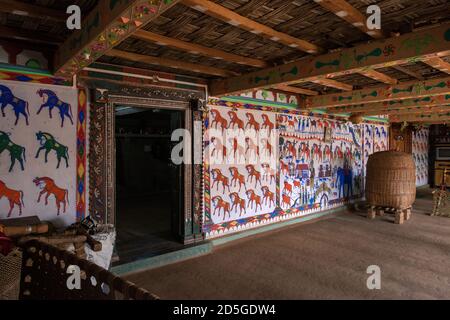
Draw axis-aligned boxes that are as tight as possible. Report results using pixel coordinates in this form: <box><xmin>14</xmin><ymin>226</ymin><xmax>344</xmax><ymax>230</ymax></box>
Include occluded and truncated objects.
<box><xmin>305</xmin><ymin>77</ymin><xmax>450</xmax><ymax>109</ymax></box>
<box><xmin>309</xmin><ymin>78</ymin><xmax>352</xmax><ymax>91</ymax></box>
<box><xmin>210</xmin><ymin>23</ymin><xmax>450</xmax><ymax>96</ymax></box>
<box><xmin>54</xmin><ymin>0</ymin><xmax>181</xmax><ymax>77</ymax></box>
<box><xmin>422</xmin><ymin>57</ymin><xmax>450</xmax><ymax>74</ymax></box>
<box><xmin>391</xmin><ymin>65</ymin><xmax>424</xmax><ymax>80</ymax></box>
<box><xmin>182</xmin><ymin>0</ymin><xmax>322</xmax><ymax>54</ymax></box>
<box><xmin>133</xmin><ymin>29</ymin><xmax>267</xmax><ymax>68</ymax></box>
<box><xmin>274</xmin><ymin>84</ymin><xmax>318</xmax><ymax>96</ymax></box>
<box><xmin>327</xmin><ymin>94</ymin><xmax>450</xmax><ymax>114</ymax></box>
<box><xmin>358</xmin><ymin>69</ymin><xmax>398</xmax><ymax>84</ymax></box>
<box><xmin>313</xmin><ymin>0</ymin><xmax>384</xmax><ymax>39</ymax></box>
<box><xmin>105</xmin><ymin>49</ymin><xmax>238</xmax><ymax>77</ymax></box>
<box><xmin>0</xmin><ymin>0</ymin><xmax>66</xmax><ymax>21</ymax></box>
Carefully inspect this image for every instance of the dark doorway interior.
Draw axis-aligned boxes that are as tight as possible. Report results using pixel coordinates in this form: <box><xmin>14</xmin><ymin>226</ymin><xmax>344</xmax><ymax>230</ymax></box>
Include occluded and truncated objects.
<box><xmin>114</xmin><ymin>106</ymin><xmax>184</xmax><ymax>265</ymax></box>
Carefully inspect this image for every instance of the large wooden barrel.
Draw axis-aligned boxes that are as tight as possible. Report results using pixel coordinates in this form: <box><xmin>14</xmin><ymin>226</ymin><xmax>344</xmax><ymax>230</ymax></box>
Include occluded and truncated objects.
<box><xmin>365</xmin><ymin>151</ymin><xmax>416</xmax><ymax>209</ymax></box>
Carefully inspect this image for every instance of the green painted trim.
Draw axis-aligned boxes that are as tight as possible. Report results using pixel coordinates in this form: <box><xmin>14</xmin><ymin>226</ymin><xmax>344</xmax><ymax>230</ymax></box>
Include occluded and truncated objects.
<box><xmin>211</xmin><ymin>206</ymin><xmax>347</xmax><ymax>246</ymax></box>
<box><xmin>111</xmin><ymin>242</ymin><xmax>213</xmax><ymax>276</ymax></box>
<box><xmin>221</xmin><ymin>96</ymin><xmax>299</xmax><ymax>109</ymax></box>
<box><xmin>0</xmin><ymin>63</ymin><xmax>54</xmax><ymax>76</ymax></box>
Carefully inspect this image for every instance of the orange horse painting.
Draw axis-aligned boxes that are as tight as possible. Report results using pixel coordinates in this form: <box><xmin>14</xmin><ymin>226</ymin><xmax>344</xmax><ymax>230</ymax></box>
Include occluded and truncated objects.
<box><xmin>0</xmin><ymin>180</ymin><xmax>24</xmax><ymax>217</ymax></box>
<box><xmin>33</xmin><ymin>177</ymin><xmax>69</xmax><ymax>215</ymax></box>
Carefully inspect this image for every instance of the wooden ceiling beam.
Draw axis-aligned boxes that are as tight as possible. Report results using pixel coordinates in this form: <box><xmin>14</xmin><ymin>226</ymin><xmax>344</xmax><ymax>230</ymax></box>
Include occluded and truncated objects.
<box><xmin>54</xmin><ymin>0</ymin><xmax>182</xmax><ymax>77</ymax></box>
<box><xmin>363</xmin><ymin>105</ymin><xmax>450</xmax><ymax>117</ymax></box>
<box><xmin>274</xmin><ymin>84</ymin><xmax>318</xmax><ymax>96</ymax></box>
<box><xmin>390</xmin><ymin>111</ymin><xmax>450</xmax><ymax>123</ymax></box>
<box><xmin>0</xmin><ymin>0</ymin><xmax>66</xmax><ymax>21</ymax></box>
<box><xmin>390</xmin><ymin>65</ymin><xmax>424</xmax><ymax>80</ymax></box>
<box><xmin>306</xmin><ymin>76</ymin><xmax>450</xmax><ymax>109</ymax></box>
<box><xmin>309</xmin><ymin>78</ymin><xmax>353</xmax><ymax>91</ymax></box>
<box><xmin>105</xmin><ymin>49</ymin><xmax>238</xmax><ymax>77</ymax></box>
<box><xmin>313</xmin><ymin>0</ymin><xmax>384</xmax><ymax>39</ymax></box>
<box><xmin>358</xmin><ymin>69</ymin><xmax>398</xmax><ymax>84</ymax></box>
<box><xmin>210</xmin><ymin>23</ymin><xmax>450</xmax><ymax>96</ymax></box>
<box><xmin>328</xmin><ymin>94</ymin><xmax>450</xmax><ymax>114</ymax></box>
<box><xmin>182</xmin><ymin>0</ymin><xmax>322</xmax><ymax>54</ymax></box>
<box><xmin>0</xmin><ymin>25</ymin><xmax>63</xmax><ymax>45</ymax></box>
<box><xmin>422</xmin><ymin>57</ymin><xmax>450</xmax><ymax>74</ymax></box>
<box><xmin>133</xmin><ymin>29</ymin><xmax>268</xmax><ymax>68</ymax></box>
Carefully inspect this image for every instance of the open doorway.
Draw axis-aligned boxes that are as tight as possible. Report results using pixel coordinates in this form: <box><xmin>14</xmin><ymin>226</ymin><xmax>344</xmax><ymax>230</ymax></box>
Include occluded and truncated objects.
<box><xmin>114</xmin><ymin>105</ymin><xmax>184</xmax><ymax>264</ymax></box>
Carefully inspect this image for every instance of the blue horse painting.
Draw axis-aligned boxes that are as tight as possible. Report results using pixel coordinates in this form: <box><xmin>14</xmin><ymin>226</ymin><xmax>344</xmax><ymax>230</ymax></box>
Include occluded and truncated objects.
<box><xmin>0</xmin><ymin>85</ymin><xmax>30</xmax><ymax>126</ymax></box>
<box><xmin>337</xmin><ymin>167</ymin><xmax>353</xmax><ymax>198</ymax></box>
<box><xmin>36</xmin><ymin>89</ymin><xmax>73</xmax><ymax>127</ymax></box>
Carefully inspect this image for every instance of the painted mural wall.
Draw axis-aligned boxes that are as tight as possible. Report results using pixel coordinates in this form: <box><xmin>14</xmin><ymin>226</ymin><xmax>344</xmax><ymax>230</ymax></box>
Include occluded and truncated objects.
<box><xmin>0</xmin><ymin>80</ymin><xmax>84</xmax><ymax>227</ymax></box>
<box><xmin>412</xmin><ymin>128</ymin><xmax>429</xmax><ymax>186</ymax></box>
<box><xmin>203</xmin><ymin>99</ymin><xmax>389</xmax><ymax>238</ymax></box>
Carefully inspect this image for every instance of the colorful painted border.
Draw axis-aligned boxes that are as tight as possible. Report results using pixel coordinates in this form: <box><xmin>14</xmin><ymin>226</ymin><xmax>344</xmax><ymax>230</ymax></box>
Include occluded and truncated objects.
<box><xmin>0</xmin><ymin>68</ymin><xmax>69</xmax><ymax>86</ymax></box>
<box><xmin>76</xmin><ymin>89</ymin><xmax>88</xmax><ymax>220</ymax></box>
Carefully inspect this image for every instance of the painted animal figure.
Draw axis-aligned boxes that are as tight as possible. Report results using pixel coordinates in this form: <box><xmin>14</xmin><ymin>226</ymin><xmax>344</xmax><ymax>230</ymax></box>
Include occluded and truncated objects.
<box><xmin>281</xmin><ymin>193</ymin><xmax>291</xmax><ymax>209</ymax></box>
<box><xmin>245</xmin><ymin>113</ymin><xmax>260</xmax><ymax>131</ymax></box>
<box><xmin>210</xmin><ymin>137</ymin><xmax>227</xmax><ymax>160</ymax></box>
<box><xmin>284</xmin><ymin>181</ymin><xmax>293</xmax><ymax>196</ymax></box>
<box><xmin>0</xmin><ymin>85</ymin><xmax>30</xmax><ymax>125</ymax></box>
<box><xmin>261</xmin><ymin>163</ymin><xmax>275</xmax><ymax>184</ymax></box>
<box><xmin>211</xmin><ymin>168</ymin><xmax>231</xmax><ymax>193</ymax></box>
<box><xmin>311</xmin><ymin>143</ymin><xmax>322</xmax><ymax>162</ymax></box>
<box><xmin>381</xmin><ymin>126</ymin><xmax>387</xmax><ymax>138</ymax></box>
<box><xmin>261</xmin><ymin>114</ymin><xmax>274</xmax><ymax>133</ymax></box>
<box><xmin>260</xmin><ymin>138</ymin><xmax>273</xmax><ymax>157</ymax></box>
<box><xmin>336</xmin><ymin>167</ymin><xmax>353</xmax><ymax>198</ymax></box>
<box><xmin>261</xmin><ymin>186</ymin><xmax>275</xmax><ymax>207</ymax></box>
<box><xmin>33</xmin><ymin>177</ymin><xmax>69</xmax><ymax>215</ymax></box>
<box><xmin>37</xmin><ymin>89</ymin><xmax>73</xmax><ymax>127</ymax></box>
<box><xmin>0</xmin><ymin>131</ymin><xmax>26</xmax><ymax>172</ymax></box>
<box><xmin>299</xmin><ymin>142</ymin><xmax>310</xmax><ymax>161</ymax></box>
<box><xmin>375</xmin><ymin>127</ymin><xmax>381</xmax><ymax>138</ymax></box>
<box><xmin>323</xmin><ymin>145</ymin><xmax>333</xmax><ymax>161</ymax></box>
<box><xmin>284</xmin><ymin>140</ymin><xmax>297</xmax><ymax>159</ymax></box>
<box><xmin>293</xmin><ymin>180</ymin><xmax>301</xmax><ymax>189</ymax></box>
<box><xmin>35</xmin><ymin>131</ymin><xmax>69</xmax><ymax>168</ymax></box>
<box><xmin>210</xmin><ymin>109</ymin><xmax>228</xmax><ymax>131</ymax></box>
<box><xmin>334</xmin><ymin>146</ymin><xmax>343</xmax><ymax>159</ymax></box>
<box><xmin>245</xmin><ymin>137</ymin><xmax>259</xmax><ymax>159</ymax></box>
<box><xmin>280</xmin><ymin>159</ymin><xmax>289</xmax><ymax>176</ymax></box>
<box><xmin>227</xmin><ymin>111</ymin><xmax>244</xmax><ymax>130</ymax></box>
<box><xmin>229</xmin><ymin>167</ymin><xmax>246</xmax><ymax>192</ymax></box>
<box><xmin>229</xmin><ymin>192</ymin><xmax>245</xmax><ymax>216</ymax></box>
<box><xmin>245</xmin><ymin>164</ymin><xmax>262</xmax><ymax>188</ymax></box>
<box><xmin>212</xmin><ymin>196</ymin><xmax>231</xmax><ymax>219</ymax></box>
<box><xmin>245</xmin><ymin>189</ymin><xmax>262</xmax><ymax>211</ymax></box>
<box><xmin>228</xmin><ymin>137</ymin><xmax>245</xmax><ymax>160</ymax></box>
<box><xmin>0</xmin><ymin>180</ymin><xmax>24</xmax><ymax>217</ymax></box>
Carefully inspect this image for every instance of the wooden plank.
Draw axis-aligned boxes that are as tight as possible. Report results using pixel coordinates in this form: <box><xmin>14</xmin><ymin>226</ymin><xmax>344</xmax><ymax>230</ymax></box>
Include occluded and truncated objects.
<box><xmin>105</xmin><ymin>49</ymin><xmax>238</xmax><ymax>77</ymax></box>
<box><xmin>305</xmin><ymin>77</ymin><xmax>450</xmax><ymax>109</ymax></box>
<box><xmin>328</xmin><ymin>94</ymin><xmax>450</xmax><ymax>114</ymax></box>
<box><xmin>310</xmin><ymin>78</ymin><xmax>353</xmax><ymax>91</ymax></box>
<box><xmin>313</xmin><ymin>0</ymin><xmax>384</xmax><ymax>39</ymax></box>
<box><xmin>358</xmin><ymin>69</ymin><xmax>398</xmax><ymax>84</ymax></box>
<box><xmin>133</xmin><ymin>29</ymin><xmax>267</xmax><ymax>68</ymax></box>
<box><xmin>54</xmin><ymin>0</ymin><xmax>182</xmax><ymax>77</ymax></box>
<box><xmin>0</xmin><ymin>0</ymin><xmax>66</xmax><ymax>21</ymax></box>
<box><xmin>422</xmin><ymin>57</ymin><xmax>450</xmax><ymax>74</ymax></box>
<box><xmin>183</xmin><ymin>0</ymin><xmax>322</xmax><ymax>54</ymax></box>
<box><xmin>210</xmin><ymin>22</ymin><xmax>450</xmax><ymax>96</ymax></box>
<box><xmin>274</xmin><ymin>84</ymin><xmax>318</xmax><ymax>96</ymax></box>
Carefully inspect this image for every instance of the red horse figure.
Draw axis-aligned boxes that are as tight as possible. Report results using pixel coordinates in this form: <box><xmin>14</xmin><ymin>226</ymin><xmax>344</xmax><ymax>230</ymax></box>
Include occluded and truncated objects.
<box><xmin>33</xmin><ymin>177</ymin><xmax>69</xmax><ymax>215</ymax></box>
<box><xmin>0</xmin><ymin>180</ymin><xmax>24</xmax><ymax>217</ymax></box>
